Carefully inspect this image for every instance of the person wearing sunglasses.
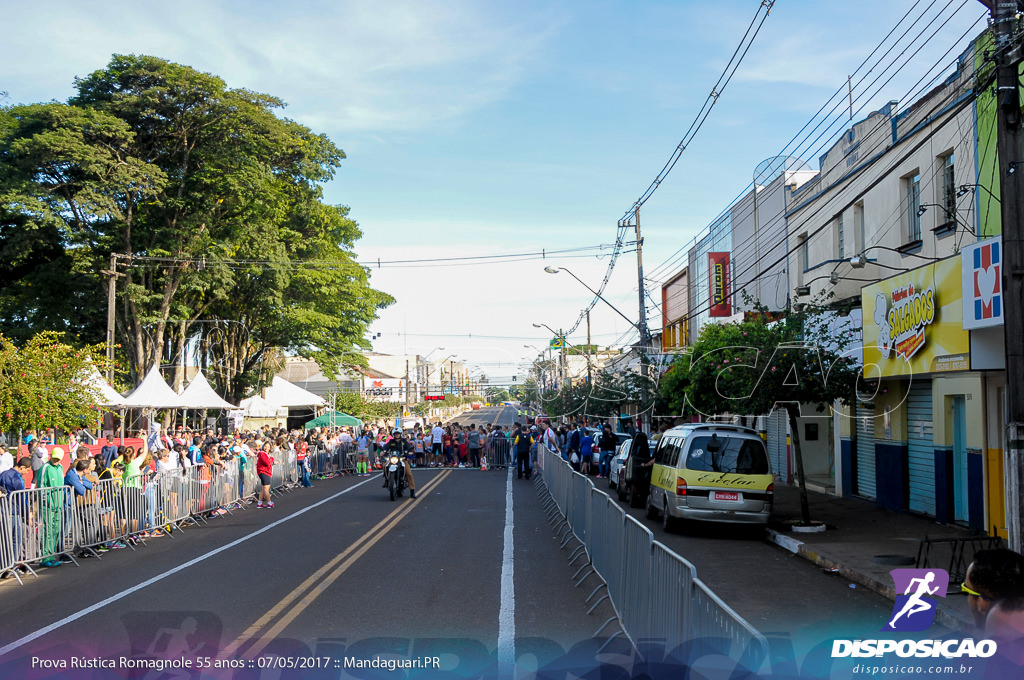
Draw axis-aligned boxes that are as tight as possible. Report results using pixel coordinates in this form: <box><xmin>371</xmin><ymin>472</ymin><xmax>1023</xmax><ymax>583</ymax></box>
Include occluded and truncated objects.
<box><xmin>962</xmin><ymin>548</ymin><xmax>1024</xmax><ymax>630</ymax></box>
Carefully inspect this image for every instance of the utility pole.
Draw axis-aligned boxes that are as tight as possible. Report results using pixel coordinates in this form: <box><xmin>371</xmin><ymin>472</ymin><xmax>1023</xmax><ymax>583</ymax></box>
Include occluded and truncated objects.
<box><xmin>991</xmin><ymin>0</ymin><xmax>1024</xmax><ymax>551</ymax></box>
<box><xmin>633</xmin><ymin>207</ymin><xmax>651</xmax><ymax>433</ymax></box>
<box><xmin>586</xmin><ymin>310</ymin><xmax>592</xmax><ymax>385</ymax></box>
<box><xmin>405</xmin><ymin>359</ymin><xmax>411</xmax><ymax>426</ymax></box>
<box><xmin>100</xmin><ymin>253</ymin><xmax>124</xmax><ymax>384</ymax></box>
<box><xmin>559</xmin><ymin>328</ymin><xmax>566</xmax><ymax>389</ymax></box>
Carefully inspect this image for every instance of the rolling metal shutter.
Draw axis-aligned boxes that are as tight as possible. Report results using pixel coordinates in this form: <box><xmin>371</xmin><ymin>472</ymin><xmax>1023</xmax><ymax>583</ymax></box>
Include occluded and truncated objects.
<box><xmin>855</xmin><ymin>405</ymin><xmax>877</xmax><ymax>500</ymax></box>
<box><xmin>907</xmin><ymin>381</ymin><xmax>935</xmax><ymax>516</ymax></box>
<box><xmin>767</xmin><ymin>410</ymin><xmax>788</xmax><ymax>482</ymax></box>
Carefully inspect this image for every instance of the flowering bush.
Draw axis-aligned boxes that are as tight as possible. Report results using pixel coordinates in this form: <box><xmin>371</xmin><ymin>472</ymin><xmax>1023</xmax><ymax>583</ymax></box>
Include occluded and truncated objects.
<box><xmin>0</xmin><ymin>331</ymin><xmax>112</xmax><ymax>433</ymax></box>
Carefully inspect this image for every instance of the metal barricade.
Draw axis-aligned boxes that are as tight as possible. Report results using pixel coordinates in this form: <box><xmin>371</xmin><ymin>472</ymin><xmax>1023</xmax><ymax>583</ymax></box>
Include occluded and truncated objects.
<box><xmin>621</xmin><ymin>515</ymin><xmax>654</xmax><ymax>641</ymax></box>
<box><xmin>649</xmin><ymin>541</ymin><xmax>697</xmax><ymax>646</ymax></box>
<box><xmin>70</xmin><ymin>478</ymin><xmax>124</xmax><ymax>552</ymax></box>
<box><xmin>7</xmin><ymin>487</ymin><xmax>75</xmax><ymax>568</ymax></box>
<box><xmin>338</xmin><ymin>442</ymin><xmax>356</xmax><ymax>473</ymax></box>
<box><xmin>489</xmin><ymin>438</ymin><xmax>512</xmax><ymax>469</ymax></box>
<box><xmin>691</xmin><ymin>577</ymin><xmax>769</xmax><ymax>669</ymax></box>
<box><xmin>0</xmin><ymin>495</ymin><xmax>16</xmax><ymax>576</ymax></box>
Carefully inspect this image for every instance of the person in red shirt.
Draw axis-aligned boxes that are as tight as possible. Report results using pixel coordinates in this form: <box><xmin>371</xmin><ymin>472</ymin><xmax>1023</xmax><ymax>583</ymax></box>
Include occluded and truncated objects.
<box><xmin>297</xmin><ymin>438</ymin><xmax>311</xmax><ymax>487</ymax></box>
<box><xmin>256</xmin><ymin>442</ymin><xmax>275</xmax><ymax>508</ymax></box>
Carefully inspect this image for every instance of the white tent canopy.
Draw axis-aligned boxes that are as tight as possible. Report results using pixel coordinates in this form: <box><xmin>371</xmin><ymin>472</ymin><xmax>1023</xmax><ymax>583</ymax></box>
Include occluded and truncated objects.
<box><xmin>177</xmin><ymin>370</ymin><xmax>236</xmax><ymax>410</ymax></box>
<box><xmin>250</xmin><ymin>376</ymin><xmax>326</xmax><ymax>409</ymax></box>
<box><xmin>122</xmin><ymin>366</ymin><xmax>181</xmax><ymax>409</ymax></box>
<box><xmin>238</xmin><ymin>395</ymin><xmax>288</xmax><ymax>418</ymax></box>
<box><xmin>82</xmin><ymin>363</ymin><xmax>126</xmax><ymax>408</ymax></box>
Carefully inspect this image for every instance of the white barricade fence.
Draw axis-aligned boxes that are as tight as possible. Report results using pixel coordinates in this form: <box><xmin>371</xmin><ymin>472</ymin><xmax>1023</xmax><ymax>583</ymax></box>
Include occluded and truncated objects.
<box><xmin>649</xmin><ymin>541</ymin><xmax>697</xmax><ymax>646</ymax></box>
<box><xmin>621</xmin><ymin>515</ymin><xmax>654</xmax><ymax>641</ymax></box>
<box><xmin>0</xmin><ymin>460</ymin><xmax>263</xmax><ymax>580</ymax></box>
<box><xmin>270</xmin><ymin>460</ymin><xmax>286</xmax><ymax>490</ymax></box>
<box><xmin>691</xmin><ymin>577</ymin><xmax>768</xmax><ymax>668</ymax></box>
<box><xmin>0</xmin><ymin>495</ymin><xmax>16</xmax><ymax>575</ymax></box>
<box><xmin>70</xmin><ymin>478</ymin><xmax>125</xmax><ymax>551</ymax></box>
<box><xmin>6</xmin><ymin>487</ymin><xmax>74</xmax><ymax>567</ymax></box>
<box><xmin>489</xmin><ymin>438</ymin><xmax>512</xmax><ymax>469</ymax></box>
<box><xmin>536</xmin><ymin>447</ymin><xmax>769</xmax><ymax>668</ymax></box>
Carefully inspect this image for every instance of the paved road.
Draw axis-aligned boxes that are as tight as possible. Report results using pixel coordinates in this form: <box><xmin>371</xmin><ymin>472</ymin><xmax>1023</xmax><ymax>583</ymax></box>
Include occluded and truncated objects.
<box><xmin>448</xmin><ymin>405</ymin><xmax>519</xmax><ymax>430</ymax></box>
<box><xmin>0</xmin><ymin>466</ymin><xmax>621</xmax><ymax>678</ymax></box>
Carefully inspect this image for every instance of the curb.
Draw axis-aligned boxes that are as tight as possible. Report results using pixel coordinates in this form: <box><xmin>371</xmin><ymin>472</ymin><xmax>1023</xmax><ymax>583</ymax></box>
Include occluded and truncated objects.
<box><xmin>764</xmin><ymin>529</ymin><xmax>968</xmax><ymax>632</ymax></box>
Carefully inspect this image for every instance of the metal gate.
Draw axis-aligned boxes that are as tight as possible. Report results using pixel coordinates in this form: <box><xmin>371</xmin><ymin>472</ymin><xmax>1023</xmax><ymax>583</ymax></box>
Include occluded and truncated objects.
<box><xmin>855</xmin><ymin>405</ymin><xmax>877</xmax><ymax>500</ymax></box>
<box><xmin>907</xmin><ymin>381</ymin><xmax>935</xmax><ymax>516</ymax></box>
<box><xmin>766</xmin><ymin>410</ymin><xmax>789</xmax><ymax>483</ymax></box>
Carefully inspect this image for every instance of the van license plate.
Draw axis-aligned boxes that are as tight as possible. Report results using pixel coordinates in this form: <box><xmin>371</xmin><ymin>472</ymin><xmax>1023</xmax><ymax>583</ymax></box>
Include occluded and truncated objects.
<box><xmin>713</xmin><ymin>491</ymin><xmax>740</xmax><ymax>502</ymax></box>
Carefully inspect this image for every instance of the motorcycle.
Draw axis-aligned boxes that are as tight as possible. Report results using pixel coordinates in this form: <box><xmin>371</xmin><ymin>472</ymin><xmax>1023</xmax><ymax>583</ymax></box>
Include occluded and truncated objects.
<box><xmin>385</xmin><ymin>454</ymin><xmax>406</xmax><ymax>501</ymax></box>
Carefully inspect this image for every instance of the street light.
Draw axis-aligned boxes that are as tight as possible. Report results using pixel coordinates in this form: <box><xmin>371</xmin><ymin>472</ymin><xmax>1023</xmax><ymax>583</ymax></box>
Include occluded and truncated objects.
<box><xmin>544</xmin><ymin>266</ymin><xmax>641</xmax><ymax>332</ymax></box>
<box><xmin>545</xmin><ymin>265</ymin><xmax>652</xmax><ymax>432</ymax></box>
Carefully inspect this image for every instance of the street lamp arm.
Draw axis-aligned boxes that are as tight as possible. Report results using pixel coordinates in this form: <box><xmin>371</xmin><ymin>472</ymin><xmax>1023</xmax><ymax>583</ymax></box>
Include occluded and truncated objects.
<box><xmin>547</xmin><ymin>267</ymin><xmax>640</xmax><ymax>331</ymax></box>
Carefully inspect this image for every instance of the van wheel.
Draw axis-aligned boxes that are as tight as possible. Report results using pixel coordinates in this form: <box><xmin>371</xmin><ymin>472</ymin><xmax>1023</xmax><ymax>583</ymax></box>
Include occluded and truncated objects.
<box><xmin>645</xmin><ymin>493</ymin><xmax>659</xmax><ymax>520</ymax></box>
<box><xmin>662</xmin><ymin>506</ymin><xmax>679</xmax><ymax>533</ymax></box>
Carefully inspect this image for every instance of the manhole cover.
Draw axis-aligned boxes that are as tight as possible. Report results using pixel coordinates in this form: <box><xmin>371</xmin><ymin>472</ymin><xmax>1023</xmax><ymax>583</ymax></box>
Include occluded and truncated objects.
<box><xmin>873</xmin><ymin>554</ymin><xmax>916</xmax><ymax>566</ymax></box>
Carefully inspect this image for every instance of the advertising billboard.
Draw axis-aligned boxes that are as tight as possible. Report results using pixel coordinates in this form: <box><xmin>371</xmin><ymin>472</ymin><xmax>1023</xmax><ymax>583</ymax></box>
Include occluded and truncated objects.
<box><xmin>708</xmin><ymin>252</ymin><xmax>731</xmax><ymax>317</ymax></box>
<box><xmin>861</xmin><ymin>257</ymin><xmax>970</xmax><ymax>377</ymax></box>
<box><xmin>961</xmin><ymin>235</ymin><xmax>1003</xmax><ymax>330</ymax></box>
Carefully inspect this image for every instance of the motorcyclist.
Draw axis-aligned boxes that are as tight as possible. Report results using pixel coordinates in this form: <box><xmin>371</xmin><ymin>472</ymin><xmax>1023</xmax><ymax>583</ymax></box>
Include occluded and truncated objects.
<box><xmin>381</xmin><ymin>428</ymin><xmax>416</xmax><ymax>499</ymax></box>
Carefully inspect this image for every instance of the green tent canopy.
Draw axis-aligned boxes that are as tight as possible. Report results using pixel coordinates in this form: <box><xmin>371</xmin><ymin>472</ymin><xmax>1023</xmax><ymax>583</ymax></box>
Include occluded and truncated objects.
<box><xmin>304</xmin><ymin>411</ymin><xmax>362</xmax><ymax>429</ymax></box>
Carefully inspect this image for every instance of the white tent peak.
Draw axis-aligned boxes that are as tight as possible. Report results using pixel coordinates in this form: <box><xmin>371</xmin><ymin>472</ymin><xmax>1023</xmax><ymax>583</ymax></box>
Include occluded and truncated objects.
<box><xmin>243</xmin><ymin>377</ymin><xmax>326</xmax><ymax>409</ymax></box>
<box><xmin>123</xmin><ymin>366</ymin><xmax>181</xmax><ymax>409</ymax></box>
<box><xmin>81</xmin><ymin>361</ymin><xmax>126</xmax><ymax>407</ymax></box>
<box><xmin>177</xmin><ymin>370</ymin><xmax>236</xmax><ymax>410</ymax></box>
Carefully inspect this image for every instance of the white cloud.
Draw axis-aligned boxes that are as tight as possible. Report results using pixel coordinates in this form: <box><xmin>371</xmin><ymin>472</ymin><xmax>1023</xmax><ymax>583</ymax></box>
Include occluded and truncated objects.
<box><xmin>4</xmin><ymin>0</ymin><xmax>563</xmax><ymax>134</ymax></box>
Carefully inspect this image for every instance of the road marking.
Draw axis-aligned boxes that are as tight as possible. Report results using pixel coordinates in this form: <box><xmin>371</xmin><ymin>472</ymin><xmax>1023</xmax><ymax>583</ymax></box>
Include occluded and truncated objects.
<box><xmin>226</xmin><ymin>469</ymin><xmax>452</xmax><ymax>658</ymax></box>
<box><xmin>497</xmin><ymin>466</ymin><xmax>515</xmax><ymax>677</ymax></box>
<box><xmin>0</xmin><ymin>476</ymin><xmax>379</xmax><ymax>661</ymax></box>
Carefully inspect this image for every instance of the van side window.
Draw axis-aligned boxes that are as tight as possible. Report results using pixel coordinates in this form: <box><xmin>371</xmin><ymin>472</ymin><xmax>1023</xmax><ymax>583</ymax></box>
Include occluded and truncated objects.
<box><xmin>653</xmin><ymin>438</ymin><xmax>669</xmax><ymax>465</ymax></box>
<box><xmin>666</xmin><ymin>439</ymin><xmax>682</xmax><ymax>467</ymax></box>
<box><xmin>685</xmin><ymin>436</ymin><xmax>769</xmax><ymax>474</ymax></box>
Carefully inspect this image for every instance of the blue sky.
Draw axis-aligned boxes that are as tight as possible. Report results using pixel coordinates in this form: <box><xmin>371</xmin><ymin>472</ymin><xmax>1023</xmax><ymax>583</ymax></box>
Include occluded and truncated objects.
<box><xmin>3</xmin><ymin>0</ymin><xmax>987</xmax><ymax>381</ymax></box>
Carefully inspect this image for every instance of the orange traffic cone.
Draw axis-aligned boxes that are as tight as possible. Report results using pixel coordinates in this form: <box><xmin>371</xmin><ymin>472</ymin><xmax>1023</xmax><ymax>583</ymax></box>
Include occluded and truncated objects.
<box><xmin>480</xmin><ymin>454</ymin><xmax>488</xmax><ymax>471</ymax></box>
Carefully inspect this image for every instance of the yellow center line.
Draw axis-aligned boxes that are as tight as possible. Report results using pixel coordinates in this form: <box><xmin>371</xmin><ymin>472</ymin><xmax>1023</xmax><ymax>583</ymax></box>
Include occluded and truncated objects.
<box><xmin>223</xmin><ymin>469</ymin><xmax>451</xmax><ymax>658</ymax></box>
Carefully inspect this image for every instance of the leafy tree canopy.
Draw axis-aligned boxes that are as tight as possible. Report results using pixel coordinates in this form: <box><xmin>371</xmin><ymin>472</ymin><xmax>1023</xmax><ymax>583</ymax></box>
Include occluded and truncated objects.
<box><xmin>0</xmin><ymin>55</ymin><xmax>392</xmax><ymax>401</ymax></box>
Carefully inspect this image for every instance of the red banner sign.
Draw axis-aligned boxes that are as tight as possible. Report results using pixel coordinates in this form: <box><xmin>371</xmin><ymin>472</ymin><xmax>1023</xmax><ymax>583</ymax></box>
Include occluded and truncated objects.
<box><xmin>708</xmin><ymin>252</ymin><xmax>731</xmax><ymax>317</ymax></box>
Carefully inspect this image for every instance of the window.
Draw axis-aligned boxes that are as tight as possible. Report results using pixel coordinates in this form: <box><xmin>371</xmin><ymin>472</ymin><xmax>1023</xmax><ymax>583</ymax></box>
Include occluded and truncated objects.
<box><xmin>799</xmin><ymin>233</ymin><xmax>809</xmax><ymax>274</ymax></box>
<box><xmin>855</xmin><ymin>202</ymin><xmax>866</xmax><ymax>252</ymax></box>
<box><xmin>837</xmin><ymin>214</ymin><xmax>845</xmax><ymax>259</ymax></box>
<box><xmin>684</xmin><ymin>436</ymin><xmax>769</xmax><ymax>474</ymax></box>
<box><xmin>941</xmin><ymin>152</ymin><xmax>955</xmax><ymax>225</ymax></box>
<box><xmin>906</xmin><ymin>172</ymin><xmax>922</xmax><ymax>242</ymax></box>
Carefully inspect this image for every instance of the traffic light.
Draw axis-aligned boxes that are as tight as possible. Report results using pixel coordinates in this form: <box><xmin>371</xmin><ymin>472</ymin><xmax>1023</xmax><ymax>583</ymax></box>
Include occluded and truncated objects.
<box><xmin>512</xmin><ymin>376</ymin><xmax>517</xmax><ymax>382</ymax></box>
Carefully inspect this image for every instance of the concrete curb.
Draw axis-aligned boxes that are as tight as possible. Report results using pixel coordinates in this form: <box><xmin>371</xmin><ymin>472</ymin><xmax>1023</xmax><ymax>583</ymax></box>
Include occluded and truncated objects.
<box><xmin>764</xmin><ymin>529</ymin><xmax>967</xmax><ymax>632</ymax></box>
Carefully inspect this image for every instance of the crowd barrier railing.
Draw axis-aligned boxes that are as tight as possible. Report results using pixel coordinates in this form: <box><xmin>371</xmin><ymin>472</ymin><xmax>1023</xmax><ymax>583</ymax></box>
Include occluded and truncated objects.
<box><xmin>488</xmin><ymin>438</ymin><xmax>513</xmax><ymax>469</ymax></box>
<box><xmin>0</xmin><ymin>455</ymin><xmax>265</xmax><ymax>582</ymax></box>
<box><xmin>536</xmin><ymin>448</ymin><xmax>769</xmax><ymax>667</ymax></box>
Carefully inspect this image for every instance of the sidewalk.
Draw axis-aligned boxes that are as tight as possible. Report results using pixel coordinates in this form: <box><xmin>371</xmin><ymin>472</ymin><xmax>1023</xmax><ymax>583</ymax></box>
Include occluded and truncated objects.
<box><xmin>765</xmin><ymin>482</ymin><xmax>992</xmax><ymax>633</ymax></box>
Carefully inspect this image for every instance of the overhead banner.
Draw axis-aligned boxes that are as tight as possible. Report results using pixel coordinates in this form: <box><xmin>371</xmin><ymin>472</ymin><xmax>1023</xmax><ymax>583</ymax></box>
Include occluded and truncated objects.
<box><xmin>361</xmin><ymin>378</ymin><xmax>405</xmax><ymax>402</ymax></box>
<box><xmin>862</xmin><ymin>257</ymin><xmax>970</xmax><ymax>377</ymax></box>
<box><xmin>708</xmin><ymin>252</ymin><xmax>731</xmax><ymax>317</ymax></box>
<box><xmin>961</xmin><ymin>235</ymin><xmax>1003</xmax><ymax>330</ymax></box>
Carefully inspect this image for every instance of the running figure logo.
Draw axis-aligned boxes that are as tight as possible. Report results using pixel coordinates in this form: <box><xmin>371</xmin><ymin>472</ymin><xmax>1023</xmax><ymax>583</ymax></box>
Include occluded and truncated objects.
<box><xmin>883</xmin><ymin>568</ymin><xmax>950</xmax><ymax>632</ymax></box>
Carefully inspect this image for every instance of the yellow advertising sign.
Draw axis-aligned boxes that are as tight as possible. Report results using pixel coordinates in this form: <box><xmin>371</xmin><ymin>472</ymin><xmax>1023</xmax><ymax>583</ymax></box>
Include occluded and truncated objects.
<box><xmin>861</xmin><ymin>257</ymin><xmax>970</xmax><ymax>377</ymax></box>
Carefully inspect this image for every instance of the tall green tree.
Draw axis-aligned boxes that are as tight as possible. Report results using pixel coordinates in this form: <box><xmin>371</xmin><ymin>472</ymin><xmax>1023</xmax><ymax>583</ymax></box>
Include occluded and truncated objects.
<box><xmin>668</xmin><ymin>302</ymin><xmax>861</xmax><ymax>525</ymax></box>
<box><xmin>0</xmin><ymin>55</ymin><xmax>391</xmax><ymax>398</ymax></box>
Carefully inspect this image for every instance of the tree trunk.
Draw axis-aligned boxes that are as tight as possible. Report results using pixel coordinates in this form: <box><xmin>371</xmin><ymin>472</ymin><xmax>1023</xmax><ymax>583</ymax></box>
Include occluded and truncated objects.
<box><xmin>785</xmin><ymin>405</ymin><xmax>813</xmax><ymax>525</ymax></box>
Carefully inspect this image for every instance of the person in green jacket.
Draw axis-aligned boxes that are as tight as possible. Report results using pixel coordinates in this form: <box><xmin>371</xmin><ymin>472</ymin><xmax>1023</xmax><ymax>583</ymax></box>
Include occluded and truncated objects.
<box><xmin>39</xmin><ymin>447</ymin><xmax>66</xmax><ymax>567</ymax></box>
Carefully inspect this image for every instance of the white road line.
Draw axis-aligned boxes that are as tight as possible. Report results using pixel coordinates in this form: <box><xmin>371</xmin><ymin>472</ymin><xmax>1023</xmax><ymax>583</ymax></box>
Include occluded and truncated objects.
<box><xmin>497</xmin><ymin>466</ymin><xmax>516</xmax><ymax>677</ymax></box>
<box><xmin>0</xmin><ymin>476</ymin><xmax>376</xmax><ymax>661</ymax></box>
